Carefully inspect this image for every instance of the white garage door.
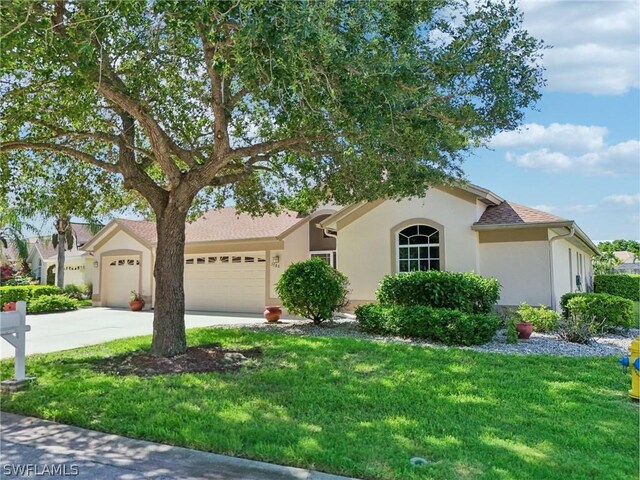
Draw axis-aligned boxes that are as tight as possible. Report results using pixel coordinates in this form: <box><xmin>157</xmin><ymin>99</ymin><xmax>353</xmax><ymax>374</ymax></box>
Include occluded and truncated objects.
<box><xmin>184</xmin><ymin>253</ymin><xmax>266</xmax><ymax>313</ymax></box>
<box><xmin>103</xmin><ymin>256</ymin><xmax>140</xmax><ymax>308</ymax></box>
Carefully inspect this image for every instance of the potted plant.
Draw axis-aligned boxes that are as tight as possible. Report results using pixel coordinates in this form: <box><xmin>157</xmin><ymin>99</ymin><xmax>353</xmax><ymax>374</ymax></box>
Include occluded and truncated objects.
<box><xmin>514</xmin><ymin>303</ymin><xmax>534</xmax><ymax>340</ymax></box>
<box><xmin>129</xmin><ymin>291</ymin><xmax>145</xmax><ymax>311</ymax></box>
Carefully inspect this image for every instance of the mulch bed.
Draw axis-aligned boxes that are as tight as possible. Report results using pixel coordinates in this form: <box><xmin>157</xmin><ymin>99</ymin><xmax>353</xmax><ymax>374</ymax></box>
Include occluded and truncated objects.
<box><xmin>93</xmin><ymin>343</ymin><xmax>262</xmax><ymax>377</ymax></box>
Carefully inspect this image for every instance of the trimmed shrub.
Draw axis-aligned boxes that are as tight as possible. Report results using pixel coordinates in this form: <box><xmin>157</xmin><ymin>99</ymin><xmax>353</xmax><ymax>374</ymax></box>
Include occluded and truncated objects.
<box><xmin>30</xmin><ymin>286</ymin><xmax>62</xmax><ymax>299</ymax></box>
<box><xmin>594</xmin><ymin>274</ymin><xmax>640</xmax><ymax>301</ymax></box>
<box><xmin>560</xmin><ymin>292</ymin><xmax>635</xmax><ymax>331</ymax></box>
<box><xmin>276</xmin><ymin>258</ymin><xmax>350</xmax><ymax>324</ymax></box>
<box><xmin>376</xmin><ymin>270</ymin><xmax>500</xmax><ymax>313</ymax></box>
<box><xmin>516</xmin><ymin>303</ymin><xmax>560</xmax><ymax>333</ymax></box>
<box><xmin>0</xmin><ymin>285</ymin><xmax>61</xmax><ymax>303</ymax></box>
<box><xmin>355</xmin><ymin>304</ymin><xmax>500</xmax><ymax>346</ymax></box>
<box><xmin>558</xmin><ymin>297</ymin><xmax>596</xmax><ymax>344</ymax></box>
<box><xmin>27</xmin><ymin>294</ymin><xmax>79</xmax><ymax>314</ymax></box>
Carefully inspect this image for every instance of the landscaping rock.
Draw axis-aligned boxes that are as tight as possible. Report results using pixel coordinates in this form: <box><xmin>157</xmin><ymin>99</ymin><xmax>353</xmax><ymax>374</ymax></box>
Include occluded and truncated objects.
<box><xmin>214</xmin><ymin>318</ymin><xmax>639</xmax><ymax>357</ymax></box>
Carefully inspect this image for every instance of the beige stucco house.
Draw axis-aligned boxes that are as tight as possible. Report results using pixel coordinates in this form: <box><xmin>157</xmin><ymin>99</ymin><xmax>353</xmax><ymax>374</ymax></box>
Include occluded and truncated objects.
<box><xmin>83</xmin><ymin>183</ymin><xmax>598</xmax><ymax>313</ymax></box>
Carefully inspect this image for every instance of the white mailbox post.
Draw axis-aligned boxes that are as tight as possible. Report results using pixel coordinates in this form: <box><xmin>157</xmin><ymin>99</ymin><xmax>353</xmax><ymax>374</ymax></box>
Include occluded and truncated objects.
<box><xmin>0</xmin><ymin>301</ymin><xmax>32</xmax><ymax>389</ymax></box>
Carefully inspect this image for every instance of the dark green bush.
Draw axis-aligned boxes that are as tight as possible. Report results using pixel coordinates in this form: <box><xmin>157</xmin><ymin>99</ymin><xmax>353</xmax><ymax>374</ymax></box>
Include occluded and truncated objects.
<box><xmin>27</xmin><ymin>294</ymin><xmax>79</xmax><ymax>314</ymax></box>
<box><xmin>355</xmin><ymin>303</ymin><xmax>500</xmax><ymax>346</ymax></box>
<box><xmin>560</xmin><ymin>292</ymin><xmax>635</xmax><ymax>331</ymax></box>
<box><xmin>594</xmin><ymin>274</ymin><xmax>640</xmax><ymax>301</ymax></box>
<box><xmin>376</xmin><ymin>270</ymin><xmax>500</xmax><ymax>313</ymax></box>
<box><xmin>0</xmin><ymin>285</ymin><xmax>61</xmax><ymax>303</ymax></box>
<box><xmin>276</xmin><ymin>258</ymin><xmax>349</xmax><ymax>324</ymax></box>
<box><xmin>516</xmin><ymin>303</ymin><xmax>560</xmax><ymax>333</ymax></box>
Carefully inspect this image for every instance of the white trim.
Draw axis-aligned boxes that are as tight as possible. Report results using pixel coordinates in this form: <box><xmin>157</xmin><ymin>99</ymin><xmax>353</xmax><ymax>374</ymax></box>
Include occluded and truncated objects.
<box><xmin>310</xmin><ymin>250</ymin><xmax>336</xmax><ymax>268</ymax></box>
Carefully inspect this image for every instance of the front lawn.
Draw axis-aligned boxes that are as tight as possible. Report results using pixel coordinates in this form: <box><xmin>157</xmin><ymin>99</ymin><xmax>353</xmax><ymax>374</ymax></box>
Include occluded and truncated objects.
<box><xmin>1</xmin><ymin>329</ymin><xmax>636</xmax><ymax>480</ymax></box>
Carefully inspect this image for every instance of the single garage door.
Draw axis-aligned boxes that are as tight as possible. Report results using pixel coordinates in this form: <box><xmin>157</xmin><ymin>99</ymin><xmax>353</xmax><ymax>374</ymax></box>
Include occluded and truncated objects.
<box><xmin>103</xmin><ymin>255</ymin><xmax>140</xmax><ymax>308</ymax></box>
<box><xmin>184</xmin><ymin>253</ymin><xmax>266</xmax><ymax>313</ymax></box>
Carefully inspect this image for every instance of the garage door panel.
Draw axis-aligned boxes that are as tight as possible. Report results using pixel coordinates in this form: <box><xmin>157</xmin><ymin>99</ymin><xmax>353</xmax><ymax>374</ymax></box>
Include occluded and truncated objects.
<box><xmin>103</xmin><ymin>255</ymin><xmax>140</xmax><ymax>308</ymax></box>
<box><xmin>184</xmin><ymin>252</ymin><xmax>266</xmax><ymax>313</ymax></box>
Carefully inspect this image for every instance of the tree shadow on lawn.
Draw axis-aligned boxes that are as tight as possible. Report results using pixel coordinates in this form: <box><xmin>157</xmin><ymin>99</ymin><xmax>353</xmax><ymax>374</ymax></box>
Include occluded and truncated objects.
<box><xmin>1</xmin><ymin>329</ymin><xmax>637</xmax><ymax>480</ymax></box>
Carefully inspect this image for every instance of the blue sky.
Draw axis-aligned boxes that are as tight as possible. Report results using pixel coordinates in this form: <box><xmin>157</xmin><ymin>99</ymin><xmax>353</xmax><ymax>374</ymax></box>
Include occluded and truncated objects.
<box><xmin>464</xmin><ymin>0</ymin><xmax>640</xmax><ymax>242</ymax></box>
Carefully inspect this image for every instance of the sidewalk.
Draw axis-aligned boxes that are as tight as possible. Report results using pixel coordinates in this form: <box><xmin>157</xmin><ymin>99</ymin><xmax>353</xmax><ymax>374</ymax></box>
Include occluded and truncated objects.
<box><xmin>0</xmin><ymin>412</ymin><xmax>357</xmax><ymax>480</ymax></box>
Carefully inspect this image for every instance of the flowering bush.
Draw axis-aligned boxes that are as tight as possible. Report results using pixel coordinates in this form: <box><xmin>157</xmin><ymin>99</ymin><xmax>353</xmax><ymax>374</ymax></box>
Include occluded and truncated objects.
<box><xmin>0</xmin><ymin>264</ymin><xmax>14</xmax><ymax>283</ymax></box>
<box><xmin>2</xmin><ymin>302</ymin><xmax>17</xmax><ymax>311</ymax></box>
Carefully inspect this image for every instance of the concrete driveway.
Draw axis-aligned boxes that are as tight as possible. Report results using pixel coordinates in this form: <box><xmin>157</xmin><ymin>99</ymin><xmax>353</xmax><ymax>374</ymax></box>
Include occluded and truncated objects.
<box><xmin>0</xmin><ymin>308</ymin><xmax>265</xmax><ymax>359</ymax></box>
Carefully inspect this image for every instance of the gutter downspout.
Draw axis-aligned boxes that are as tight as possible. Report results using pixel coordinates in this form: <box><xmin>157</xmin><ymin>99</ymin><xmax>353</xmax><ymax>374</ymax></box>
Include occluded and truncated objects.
<box><xmin>322</xmin><ymin>228</ymin><xmax>338</xmax><ymax>239</ymax></box>
<box><xmin>549</xmin><ymin>226</ymin><xmax>575</xmax><ymax>311</ymax></box>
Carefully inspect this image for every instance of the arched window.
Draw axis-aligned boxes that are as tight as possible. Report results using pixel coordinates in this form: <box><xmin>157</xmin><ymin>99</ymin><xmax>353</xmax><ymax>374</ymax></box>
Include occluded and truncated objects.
<box><xmin>397</xmin><ymin>225</ymin><xmax>440</xmax><ymax>272</ymax></box>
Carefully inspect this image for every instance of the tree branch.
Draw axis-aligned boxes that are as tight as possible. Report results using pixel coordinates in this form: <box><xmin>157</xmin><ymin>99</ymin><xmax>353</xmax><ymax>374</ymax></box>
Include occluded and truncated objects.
<box><xmin>0</xmin><ymin>141</ymin><xmax>119</xmax><ymax>173</ymax></box>
<box><xmin>197</xmin><ymin>25</ymin><xmax>231</xmax><ymax>158</ymax></box>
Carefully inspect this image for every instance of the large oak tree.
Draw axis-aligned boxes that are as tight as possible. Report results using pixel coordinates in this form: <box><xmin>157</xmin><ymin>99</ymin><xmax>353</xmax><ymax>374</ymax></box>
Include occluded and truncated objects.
<box><xmin>1</xmin><ymin>0</ymin><xmax>544</xmax><ymax>356</ymax></box>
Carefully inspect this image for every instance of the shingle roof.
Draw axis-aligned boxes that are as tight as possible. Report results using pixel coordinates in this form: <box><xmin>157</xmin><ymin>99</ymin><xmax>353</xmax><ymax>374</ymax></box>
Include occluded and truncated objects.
<box><xmin>71</xmin><ymin>223</ymin><xmax>96</xmax><ymax>246</ymax></box>
<box><xmin>475</xmin><ymin>201</ymin><xmax>567</xmax><ymax>226</ymax></box>
<box><xmin>115</xmin><ymin>208</ymin><xmax>304</xmax><ymax>245</ymax></box>
<box><xmin>116</xmin><ymin>219</ymin><xmax>158</xmax><ymax>245</ymax></box>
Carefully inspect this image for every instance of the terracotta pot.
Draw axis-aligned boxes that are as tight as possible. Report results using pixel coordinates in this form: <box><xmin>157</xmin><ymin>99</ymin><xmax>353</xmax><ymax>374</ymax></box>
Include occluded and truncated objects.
<box><xmin>515</xmin><ymin>322</ymin><xmax>533</xmax><ymax>340</ymax></box>
<box><xmin>130</xmin><ymin>299</ymin><xmax>145</xmax><ymax>312</ymax></box>
<box><xmin>264</xmin><ymin>306</ymin><xmax>282</xmax><ymax>323</ymax></box>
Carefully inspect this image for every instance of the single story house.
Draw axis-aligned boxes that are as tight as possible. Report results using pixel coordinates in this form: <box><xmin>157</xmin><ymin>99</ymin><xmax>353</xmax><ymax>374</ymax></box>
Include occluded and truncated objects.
<box><xmin>83</xmin><ymin>183</ymin><xmax>598</xmax><ymax>313</ymax></box>
<box><xmin>613</xmin><ymin>251</ymin><xmax>640</xmax><ymax>274</ymax></box>
<box><xmin>28</xmin><ymin>223</ymin><xmax>96</xmax><ymax>287</ymax></box>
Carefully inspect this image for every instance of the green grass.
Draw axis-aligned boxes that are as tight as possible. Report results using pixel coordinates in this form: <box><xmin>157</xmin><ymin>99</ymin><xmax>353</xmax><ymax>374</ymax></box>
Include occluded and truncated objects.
<box><xmin>633</xmin><ymin>302</ymin><xmax>639</xmax><ymax>325</ymax></box>
<box><xmin>1</xmin><ymin>329</ymin><xmax>637</xmax><ymax>480</ymax></box>
<box><xmin>77</xmin><ymin>299</ymin><xmax>93</xmax><ymax>307</ymax></box>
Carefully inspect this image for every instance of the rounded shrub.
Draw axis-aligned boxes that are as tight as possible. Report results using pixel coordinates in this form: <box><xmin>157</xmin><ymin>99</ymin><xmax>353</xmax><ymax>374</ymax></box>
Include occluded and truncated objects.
<box><xmin>376</xmin><ymin>270</ymin><xmax>500</xmax><ymax>313</ymax></box>
<box><xmin>276</xmin><ymin>258</ymin><xmax>350</xmax><ymax>324</ymax></box>
<box><xmin>27</xmin><ymin>294</ymin><xmax>79</xmax><ymax>314</ymax></box>
<box><xmin>560</xmin><ymin>292</ymin><xmax>635</xmax><ymax>331</ymax></box>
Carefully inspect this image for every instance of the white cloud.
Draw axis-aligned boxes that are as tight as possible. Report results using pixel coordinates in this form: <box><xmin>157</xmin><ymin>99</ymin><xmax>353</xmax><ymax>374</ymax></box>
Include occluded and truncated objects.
<box><xmin>490</xmin><ymin>123</ymin><xmax>607</xmax><ymax>151</ymax></box>
<box><xmin>520</xmin><ymin>0</ymin><xmax>640</xmax><ymax>95</ymax></box>
<box><xmin>494</xmin><ymin>122</ymin><xmax>640</xmax><ymax>176</ymax></box>
<box><xmin>604</xmin><ymin>193</ymin><xmax>640</xmax><ymax>205</ymax></box>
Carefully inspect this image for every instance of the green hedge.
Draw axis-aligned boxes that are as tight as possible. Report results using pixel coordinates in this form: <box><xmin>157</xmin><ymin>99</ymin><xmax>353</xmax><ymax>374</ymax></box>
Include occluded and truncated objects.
<box><xmin>356</xmin><ymin>304</ymin><xmax>500</xmax><ymax>346</ymax></box>
<box><xmin>0</xmin><ymin>285</ymin><xmax>61</xmax><ymax>303</ymax></box>
<box><xmin>560</xmin><ymin>292</ymin><xmax>635</xmax><ymax>331</ymax></box>
<box><xmin>376</xmin><ymin>271</ymin><xmax>500</xmax><ymax>313</ymax></box>
<box><xmin>27</xmin><ymin>294</ymin><xmax>78</xmax><ymax>314</ymax></box>
<box><xmin>594</xmin><ymin>274</ymin><xmax>640</xmax><ymax>301</ymax></box>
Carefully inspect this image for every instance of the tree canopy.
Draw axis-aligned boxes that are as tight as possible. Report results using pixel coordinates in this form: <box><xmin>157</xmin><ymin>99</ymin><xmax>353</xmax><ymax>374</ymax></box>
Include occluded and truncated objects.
<box><xmin>0</xmin><ymin>0</ymin><xmax>544</xmax><ymax>355</ymax></box>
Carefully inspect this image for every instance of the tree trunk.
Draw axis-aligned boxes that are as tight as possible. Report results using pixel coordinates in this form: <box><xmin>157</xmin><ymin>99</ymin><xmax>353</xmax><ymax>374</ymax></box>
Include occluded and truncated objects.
<box><xmin>55</xmin><ymin>218</ymin><xmax>69</xmax><ymax>289</ymax></box>
<box><xmin>150</xmin><ymin>204</ymin><xmax>188</xmax><ymax>356</ymax></box>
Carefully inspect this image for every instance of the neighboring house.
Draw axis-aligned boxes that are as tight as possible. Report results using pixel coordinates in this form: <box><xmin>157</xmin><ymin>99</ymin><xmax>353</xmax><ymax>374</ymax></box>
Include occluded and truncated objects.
<box><xmin>613</xmin><ymin>251</ymin><xmax>640</xmax><ymax>274</ymax></box>
<box><xmin>83</xmin><ymin>184</ymin><xmax>598</xmax><ymax>313</ymax></box>
<box><xmin>27</xmin><ymin>223</ymin><xmax>97</xmax><ymax>287</ymax></box>
<box><xmin>0</xmin><ymin>241</ymin><xmax>21</xmax><ymax>265</ymax></box>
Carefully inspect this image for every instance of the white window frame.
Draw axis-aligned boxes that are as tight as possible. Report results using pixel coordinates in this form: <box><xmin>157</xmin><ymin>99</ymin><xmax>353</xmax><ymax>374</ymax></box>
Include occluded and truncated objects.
<box><xmin>396</xmin><ymin>225</ymin><xmax>441</xmax><ymax>273</ymax></box>
<box><xmin>310</xmin><ymin>250</ymin><xmax>336</xmax><ymax>268</ymax></box>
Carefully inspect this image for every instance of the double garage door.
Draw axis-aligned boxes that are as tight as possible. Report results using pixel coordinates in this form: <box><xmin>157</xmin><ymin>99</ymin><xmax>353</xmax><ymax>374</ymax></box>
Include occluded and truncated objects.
<box><xmin>183</xmin><ymin>253</ymin><xmax>267</xmax><ymax>313</ymax></box>
<box><xmin>102</xmin><ymin>252</ymin><xmax>267</xmax><ymax>313</ymax></box>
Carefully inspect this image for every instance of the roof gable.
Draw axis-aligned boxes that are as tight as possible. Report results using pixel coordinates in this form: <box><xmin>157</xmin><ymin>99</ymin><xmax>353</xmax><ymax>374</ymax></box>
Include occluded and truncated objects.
<box><xmin>474</xmin><ymin>202</ymin><xmax>567</xmax><ymax>226</ymax></box>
